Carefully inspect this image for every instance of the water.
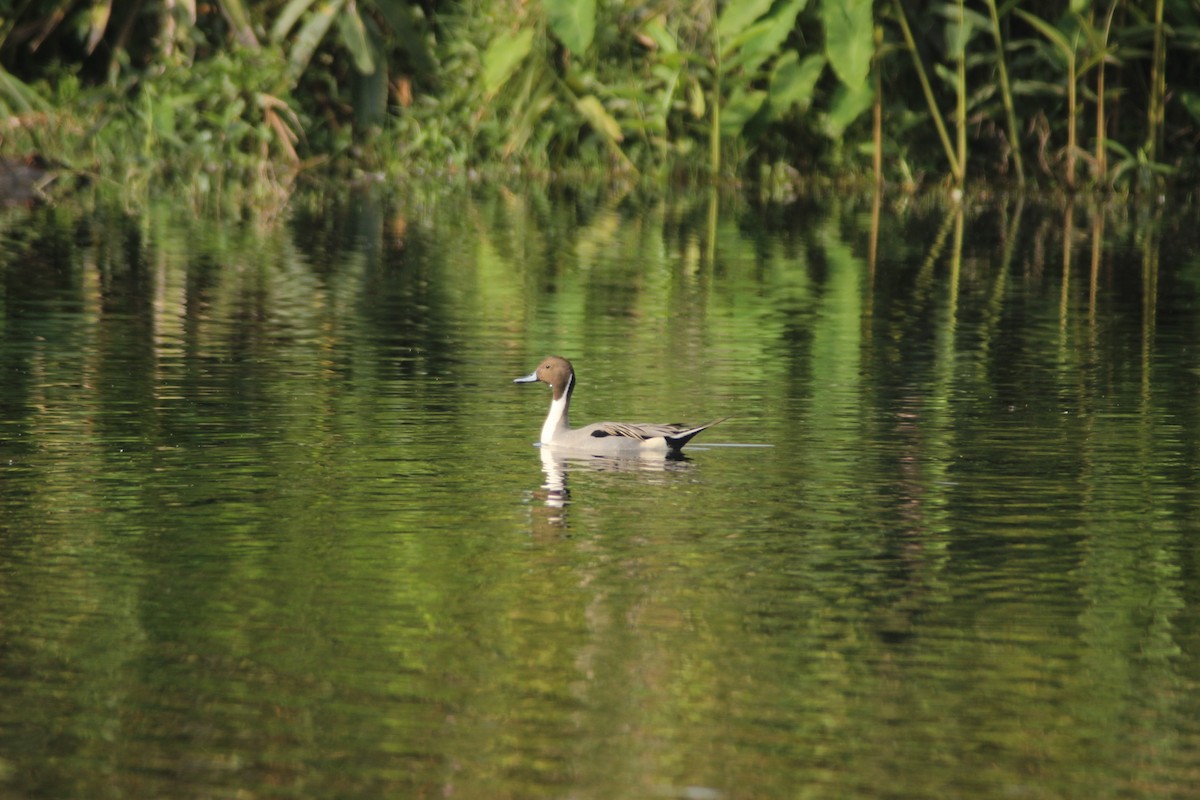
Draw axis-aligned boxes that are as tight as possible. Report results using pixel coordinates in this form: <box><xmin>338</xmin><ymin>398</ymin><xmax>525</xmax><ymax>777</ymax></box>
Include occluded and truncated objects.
<box><xmin>0</xmin><ymin>190</ymin><xmax>1198</xmax><ymax>799</ymax></box>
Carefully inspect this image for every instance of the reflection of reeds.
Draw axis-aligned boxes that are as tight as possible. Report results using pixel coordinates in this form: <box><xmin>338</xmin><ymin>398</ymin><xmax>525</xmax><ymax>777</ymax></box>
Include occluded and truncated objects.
<box><xmin>948</xmin><ymin>204</ymin><xmax>962</xmax><ymax>340</ymax></box>
<box><xmin>1141</xmin><ymin>215</ymin><xmax>1159</xmax><ymax>406</ymax></box>
<box><xmin>1089</xmin><ymin>206</ymin><xmax>1103</xmax><ymax>329</ymax></box>
<box><xmin>1060</xmin><ymin>200</ymin><xmax>1075</xmax><ymax>346</ymax></box>
<box><xmin>973</xmin><ymin>197</ymin><xmax>1021</xmax><ymax>381</ymax></box>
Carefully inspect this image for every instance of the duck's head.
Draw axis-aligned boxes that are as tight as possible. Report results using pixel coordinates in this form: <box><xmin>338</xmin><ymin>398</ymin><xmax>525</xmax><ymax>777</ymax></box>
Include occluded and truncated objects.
<box><xmin>514</xmin><ymin>356</ymin><xmax>575</xmax><ymax>400</ymax></box>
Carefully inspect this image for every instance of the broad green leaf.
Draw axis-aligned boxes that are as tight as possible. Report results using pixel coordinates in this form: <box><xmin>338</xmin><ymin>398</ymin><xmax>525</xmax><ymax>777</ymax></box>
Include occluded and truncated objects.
<box><xmin>721</xmin><ymin>88</ymin><xmax>767</xmax><ymax>136</ymax></box>
<box><xmin>822</xmin><ymin>80</ymin><xmax>873</xmax><ymax>138</ymax></box>
<box><xmin>717</xmin><ymin>0</ymin><xmax>776</xmax><ymax>42</ymax></box>
<box><xmin>337</xmin><ymin>4</ymin><xmax>377</xmax><ymax>74</ymax></box>
<box><xmin>483</xmin><ymin>28</ymin><xmax>535</xmax><ymax>96</ymax></box>
<box><xmin>821</xmin><ymin>0</ymin><xmax>873</xmax><ymax>88</ymax></box>
<box><xmin>575</xmin><ymin>95</ymin><xmax>623</xmax><ymax>142</ymax></box>
<box><xmin>723</xmin><ymin>19</ymin><xmax>777</xmax><ymax>71</ymax></box>
<box><xmin>287</xmin><ymin>0</ymin><xmax>344</xmax><ymax>81</ymax></box>
<box><xmin>723</xmin><ymin>0</ymin><xmax>807</xmax><ymax>74</ymax></box>
<box><xmin>770</xmin><ymin>52</ymin><xmax>825</xmax><ymax>112</ymax></box>
<box><xmin>545</xmin><ymin>0</ymin><xmax>595</xmax><ymax>54</ymax></box>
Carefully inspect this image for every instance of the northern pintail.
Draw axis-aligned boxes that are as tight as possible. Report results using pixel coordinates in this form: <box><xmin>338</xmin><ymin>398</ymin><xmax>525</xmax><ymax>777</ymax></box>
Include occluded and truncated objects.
<box><xmin>514</xmin><ymin>356</ymin><xmax>726</xmax><ymax>454</ymax></box>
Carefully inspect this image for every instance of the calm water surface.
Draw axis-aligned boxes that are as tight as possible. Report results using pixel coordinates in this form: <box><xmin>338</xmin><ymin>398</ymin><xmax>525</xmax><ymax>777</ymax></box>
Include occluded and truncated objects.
<box><xmin>0</xmin><ymin>191</ymin><xmax>1198</xmax><ymax>799</ymax></box>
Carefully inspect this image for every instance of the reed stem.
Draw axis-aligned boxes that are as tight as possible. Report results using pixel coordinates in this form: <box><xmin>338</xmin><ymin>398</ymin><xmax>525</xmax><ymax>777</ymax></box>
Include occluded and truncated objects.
<box><xmin>710</xmin><ymin>20</ymin><xmax>722</xmax><ymax>180</ymax></box>
<box><xmin>1092</xmin><ymin>3</ymin><xmax>1119</xmax><ymax>187</ymax></box>
<box><xmin>955</xmin><ymin>0</ymin><xmax>967</xmax><ymax>187</ymax></box>
<box><xmin>1066</xmin><ymin>41</ymin><xmax>1077</xmax><ymax>190</ymax></box>
<box><xmin>891</xmin><ymin>0</ymin><xmax>960</xmax><ymax>183</ymax></box>
<box><xmin>873</xmin><ymin>25</ymin><xmax>883</xmax><ymax>187</ymax></box>
<box><xmin>1146</xmin><ymin>0</ymin><xmax>1165</xmax><ymax>164</ymax></box>
<box><xmin>1095</xmin><ymin>55</ymin><xmax>1106</xmax><ymax>184</ymax></box>
<box><xmin>983</xmin><ymin>0</ymin><xmax>1024</xmax><ymax>185</ymax></box>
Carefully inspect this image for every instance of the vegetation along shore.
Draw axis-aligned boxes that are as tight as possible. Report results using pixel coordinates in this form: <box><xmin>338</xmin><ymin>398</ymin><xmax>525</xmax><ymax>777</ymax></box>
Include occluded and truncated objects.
<box><xmin>0</xmin><ymin>1</ymin><xmax>1196</xmax><ymax>208</ymax></box>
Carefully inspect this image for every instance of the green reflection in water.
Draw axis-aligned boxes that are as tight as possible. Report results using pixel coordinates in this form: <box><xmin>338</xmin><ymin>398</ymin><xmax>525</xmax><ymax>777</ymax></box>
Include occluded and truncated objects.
<box><xmin>0</xmin><ymin>191</ymin><xmax>1197</xmax><ymax>799</ymax></box>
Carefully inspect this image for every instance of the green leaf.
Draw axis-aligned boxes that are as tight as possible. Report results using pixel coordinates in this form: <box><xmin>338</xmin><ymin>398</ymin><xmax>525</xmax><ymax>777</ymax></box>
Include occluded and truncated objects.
<box><xmin>219</xmin><ymin>0</ymin><xmax>258</xmax><ymax>46</ymax></box>
<box><xmin>287</xmin><ymin>0</ymin><xmax>344</xmax><ymax>81</ymax></box>
<box><xmin>84</xmin><ymin>1</ymin><xmax>112</xmax><ymax>55</ymax></box>
<box><xmin>545</xmin><ymin>0</ymin><xmax>596</xmax><ymax>54</ymax></box>
<box><xmin>575</xmin><ymin>95</ymin><xmax>623</xmax><ymax>142</ymax></box>
<box><xmin>1011</xmin><ymin>79</ymin><xmax>1065</xmax><ymax>97</ymax></box>
<box><xmin>0</xmin><ymin>66</ymin><xmax>48</xmax><ymax>114</ymax></box>
<box><xmin>721</xmin><ymin>88</ymin><xmax>767</xmax><ymax>136</ymax></box>
<box><xmin>944</xmin><ymin>19</ymin><xmax>968</xmax><ymax>58</ymax></box>
<box><xmin>769</xmin><ymin>52</ymin><xmax>825</xmax><ymax>113</ymax></box>
<box><xmin>375</xmin><ymin>0</ymin><xmax>436</xmax><ymax>78</ymax></box>
<box><xmin>687</xmin><ymin>78</ymin><xmax>706</xmax><ymax>118</ymax></box>
<box><xmin>1177</xmin><ymin>91</ymin><xmax>1200</xmax><ymax>125</ymax></box>
<box><xmin>640</xmin><ymin>18</ymin><xmax>678</xmax><ymax>54</ymax></box>
<box><xmin>271</xmin><ymin>0</ymin><xmax>316</xmax><ymax>41</ymax></box>
<box><xmin>933</xmin><ymin>62</ymin><xmax>960</xmax><ymax>91</ymax></box>
<box><xmin>937</xmin><ymin>2</ymin><xmax>989</xmax><ymax>56</ymax></box>
<box><xmin>957</xmin><ymin>5</ymin><xmax>992</xmax><ymax>32</ymax></box>
<box><xmin>483</xmin><ymin>28</ymin><xmax>536</xmax><ymax>96</ymax></box>
<box><xmin>821</xmin><ymin>0</ymin><xmax>873</xmax><ymax>88</ymax></box>
<box><xmin>724</xmin><ymin>19</ymin><xmax>779</xmax><ymax>72</ymax></box>
<box><xmin>337</xmin><ymin>3</ymin><xmax>377</xmax><ymax>75</ymax></box>
<box><xmin>1014</xmin><ymin>9</ymin><xmax>1072</xmax><ymax>56</ymax></box>
<box><xmin>822</xmin><ymin>80</ymin><xmax>873</xmax><ymax>138</ymax></box>
<box><xmin>1104</xmin><ymin>138</ymin><xmax>1133</xmax><ymax>160</ymax></box>
<box><xmin>723</xmin><ymin>0</ymin><xmax>808</xmax><ymax>74</ymax></box>
<box><xmin>717</xmin><ymin>0</ymin><xmax>776</xmax><ymax>42</ymax></box>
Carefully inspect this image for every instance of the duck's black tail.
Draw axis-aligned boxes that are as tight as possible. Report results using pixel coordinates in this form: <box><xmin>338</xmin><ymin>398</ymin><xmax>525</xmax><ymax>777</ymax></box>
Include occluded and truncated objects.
<box><xmin>666</xmin><ymin>417</ymin><xmax>729</xmax><ymax>450</ymax></box>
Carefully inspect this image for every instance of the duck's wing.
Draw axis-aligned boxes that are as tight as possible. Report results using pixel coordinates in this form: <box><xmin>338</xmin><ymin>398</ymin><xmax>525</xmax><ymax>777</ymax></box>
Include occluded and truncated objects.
<box><xmin>585</xmin><ymin>418</ymin><xmax>728</xmax><ymax>444</ymax></box>
<box><xmin>583</xmin><ymin>421</ymin><xmax>664</xmax><ymax>440</ymax></box>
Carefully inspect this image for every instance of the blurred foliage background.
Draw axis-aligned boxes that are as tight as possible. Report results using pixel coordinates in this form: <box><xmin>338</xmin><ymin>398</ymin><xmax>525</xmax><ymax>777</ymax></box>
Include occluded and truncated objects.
<box><xmin>0</xmin><ymin>0</ymin><xmax>1197</xmax><ymax>207</ymax></box>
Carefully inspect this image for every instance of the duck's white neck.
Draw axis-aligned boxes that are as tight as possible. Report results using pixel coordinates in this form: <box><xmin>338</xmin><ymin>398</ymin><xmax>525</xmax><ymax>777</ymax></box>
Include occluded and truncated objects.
<box><xmin>541</xmin><ymin>373</ymin><xmax>573</xmax><ymax>443</ymax></box>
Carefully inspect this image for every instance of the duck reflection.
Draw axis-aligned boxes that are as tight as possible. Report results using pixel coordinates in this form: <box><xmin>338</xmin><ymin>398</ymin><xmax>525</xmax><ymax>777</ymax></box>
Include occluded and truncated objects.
<box><xmin>529</xmin><ymin>445</ymin><xmax>695</xmax><ymax>532</ymax></box>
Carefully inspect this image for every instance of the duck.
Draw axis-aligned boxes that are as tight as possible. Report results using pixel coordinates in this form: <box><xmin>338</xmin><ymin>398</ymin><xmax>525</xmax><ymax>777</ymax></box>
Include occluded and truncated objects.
<box><xmin>514</xmin><ymin>356</ymin><xmax>726</xmax><ymax>454</ymax></box>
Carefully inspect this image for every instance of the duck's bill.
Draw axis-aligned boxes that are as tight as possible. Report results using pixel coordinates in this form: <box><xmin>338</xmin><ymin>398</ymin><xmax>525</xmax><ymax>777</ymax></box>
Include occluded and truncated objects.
<box><xmin>513</xmin><ymin>370</ymin><xmax>540</xmax><ymax>384</ymax></box>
